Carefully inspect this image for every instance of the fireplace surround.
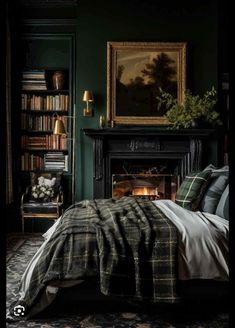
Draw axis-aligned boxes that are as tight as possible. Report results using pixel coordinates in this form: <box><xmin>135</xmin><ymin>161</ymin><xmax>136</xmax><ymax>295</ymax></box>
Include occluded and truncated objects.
<box><xmin>83</xmin><ymin>128</ymin><xmax>217</xmax><ymax>199</ymax></box>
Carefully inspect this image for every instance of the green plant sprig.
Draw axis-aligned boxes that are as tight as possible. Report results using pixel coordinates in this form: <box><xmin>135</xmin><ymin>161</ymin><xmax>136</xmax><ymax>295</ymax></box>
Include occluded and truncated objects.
<box><xmin>156</xmin><ymin>87</ymin><xmax>222</xmax><ymax>129</ymax></box>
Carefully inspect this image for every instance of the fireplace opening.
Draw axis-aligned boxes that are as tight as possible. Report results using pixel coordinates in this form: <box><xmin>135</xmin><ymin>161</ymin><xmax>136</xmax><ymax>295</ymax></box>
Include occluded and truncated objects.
<box><xmin>112</xmin><ymin>174</ymin><xmax>179</xmax><ymax>201</ymax></box>
<box><xmin>110</xmin><ymin>158</ymin><xmax>180</xmax><ymax>200</ymax></box>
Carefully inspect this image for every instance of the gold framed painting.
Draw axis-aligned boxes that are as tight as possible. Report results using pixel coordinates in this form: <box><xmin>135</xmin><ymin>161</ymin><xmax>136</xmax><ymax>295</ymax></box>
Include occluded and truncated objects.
<box><xmin>107</xmin><ymin>41</ymin><xmax>186</xmax><ymax>125</ymax></box>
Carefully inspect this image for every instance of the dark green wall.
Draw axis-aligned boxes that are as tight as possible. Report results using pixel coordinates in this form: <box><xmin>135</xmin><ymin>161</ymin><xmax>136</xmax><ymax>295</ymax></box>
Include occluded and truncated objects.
<box><xmin>75</xmin><ymin>0</ymin><xmax>219</xmax><ymax>200</ymax></box>
<box><xmin>6</xmin><ymin>0</ymin><xmax>228</xmax><ymax>232</ymax></box>
<box><xmin>9</xmin><ymin>0</ymin><xmax>225</xmax><ymax>205</ymax></box>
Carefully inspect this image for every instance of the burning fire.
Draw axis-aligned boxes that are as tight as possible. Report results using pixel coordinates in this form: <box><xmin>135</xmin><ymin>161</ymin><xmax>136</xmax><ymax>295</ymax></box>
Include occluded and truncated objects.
<box><xmin>132</xmin><ymin>187</ymin><xmax>158</xmax><ymax>196</ymax></box>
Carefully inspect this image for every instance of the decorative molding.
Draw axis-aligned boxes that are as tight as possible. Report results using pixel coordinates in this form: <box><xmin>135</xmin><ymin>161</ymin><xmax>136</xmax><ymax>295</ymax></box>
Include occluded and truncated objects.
<box><xmin>22</xmin><ymin>18</ymin><xmax>77</xmax><ymax>26</ymax></box>
<box><xmin>21</xmin><ymin>0</ymin><xmax>78</xmax><ymax>8</ymax></box>
<box><xmin>180</xmin><ymin>153</ymin><xmax>191</xmax><ymax>180</ymax></box>
<box><xmin>190</xmin><ymin>138</ymin><xmax>202</xmax><ymax>172</ymax></box>
<box><xmin>129</xmin><ymin>138</ymin><xmax>160</xmax><ymax>152</ymax></box>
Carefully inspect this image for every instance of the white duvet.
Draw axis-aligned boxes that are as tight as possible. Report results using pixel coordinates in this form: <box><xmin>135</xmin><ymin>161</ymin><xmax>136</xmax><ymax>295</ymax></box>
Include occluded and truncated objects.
<box><xmin>153</xmin><ymin>200</ymin><xmax>229</xmax><ymax>281</ymax></box>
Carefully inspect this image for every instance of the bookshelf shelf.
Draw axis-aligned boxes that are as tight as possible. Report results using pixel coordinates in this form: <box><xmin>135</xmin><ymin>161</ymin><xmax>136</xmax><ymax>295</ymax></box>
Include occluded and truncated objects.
<box><xmin>21</xmin><ymin>110</ymin><xmax>68</xmax><ymax>114</ymax></box>
<box><xmin>21</xmin><ymin>148</ymin><xmax>69</xmax><ymax>152</ymax></box>
<box><xmin>22</xmin><ymin>89</ymin><xmax>69</xmax><ymax>94</ymax></box>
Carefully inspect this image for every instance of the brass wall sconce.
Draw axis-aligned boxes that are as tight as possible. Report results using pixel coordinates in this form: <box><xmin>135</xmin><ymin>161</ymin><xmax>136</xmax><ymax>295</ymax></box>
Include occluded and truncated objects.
<box><xmin>53</xmin><ymin>117</ymin><xmax>67</xmax><ymax>151</ymax></box>
<box><xmin>53</xmin><ymin>118</ymin><xmax>67</xmax><ymax>136</ymax></box>
<box><xmin>83</xmin><ymin>90</ymin><xmax>94</xmax><ymax>117</ymax></box>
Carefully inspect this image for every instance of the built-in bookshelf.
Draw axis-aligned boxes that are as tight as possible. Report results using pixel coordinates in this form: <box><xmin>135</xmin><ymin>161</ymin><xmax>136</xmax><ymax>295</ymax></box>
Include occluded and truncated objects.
<box><xmin>16</xmin><ymin>28</ymin><xmax>76</xmax><ymax>207</ymax></box>
<box><xmin>20</xmin><ymin>68</ymin><xmax>70</xmax><ymax>172</ymax></box>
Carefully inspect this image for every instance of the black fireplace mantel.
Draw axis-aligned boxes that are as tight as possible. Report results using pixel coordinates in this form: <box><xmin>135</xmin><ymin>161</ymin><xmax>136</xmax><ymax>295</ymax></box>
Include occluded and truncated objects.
<box><xmin>82</xmin><ymin>128</ymin><xmax>216</xmax><ymax>198</ymax></box>
<box><xmin>83</xmin><ymin>127</ymin><xmax>215</xmax><ymax>138</ymax></box>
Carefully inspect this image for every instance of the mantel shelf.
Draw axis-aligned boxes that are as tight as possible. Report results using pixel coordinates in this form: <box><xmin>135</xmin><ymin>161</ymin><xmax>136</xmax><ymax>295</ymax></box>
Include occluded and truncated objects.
<box><xmin>82</xmin><ymin>128</ymin><xmax>216</xmax><ymax>138</ymax></box>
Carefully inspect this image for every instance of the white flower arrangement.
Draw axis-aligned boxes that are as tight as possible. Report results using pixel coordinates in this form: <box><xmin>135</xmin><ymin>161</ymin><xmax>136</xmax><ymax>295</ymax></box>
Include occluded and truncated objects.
<box><xmin>32</xmin><ymin>184</ymin><xmax>54</xmax><ymax>201</ymax></box>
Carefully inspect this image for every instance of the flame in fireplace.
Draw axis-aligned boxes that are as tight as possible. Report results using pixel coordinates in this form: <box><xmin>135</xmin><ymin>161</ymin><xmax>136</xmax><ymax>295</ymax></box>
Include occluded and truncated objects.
<box><xmin>132</xmin><ymin>187</ymin><xmax>157</xmax><ymax>196</ymax></box>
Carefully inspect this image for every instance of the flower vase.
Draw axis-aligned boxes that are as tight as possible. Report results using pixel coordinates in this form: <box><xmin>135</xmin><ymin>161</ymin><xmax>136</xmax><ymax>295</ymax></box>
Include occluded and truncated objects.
<box><xmin>191</xmin><ymin>118</ymin><xmax>211</xmax><ymax>129</ymax></box>
<box><xmin>52</xmin><ymin>71</ymin><xmax>65</xmax><ymax>90</ymax></box>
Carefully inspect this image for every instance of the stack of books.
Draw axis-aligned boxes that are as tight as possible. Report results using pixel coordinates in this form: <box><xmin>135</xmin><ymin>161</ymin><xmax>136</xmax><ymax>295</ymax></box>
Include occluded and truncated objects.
<box><xmin>44</xmin><ymin>152</ymin><xmax>68</xmax><ymax>171</ymax></box>
<box><xmin>21</xmin><ymin>135</ymin><xmax>47</xmax><ymax>149</ymax></box>
<box><xmin>21</xmin><ymin>153</ymin><xmax>44</xmax><ymax>171</ymax></box>
<box><xmin>22</xmin><ymin>69</ymin><xmax>47</xmax><ymax>91</ymax></box>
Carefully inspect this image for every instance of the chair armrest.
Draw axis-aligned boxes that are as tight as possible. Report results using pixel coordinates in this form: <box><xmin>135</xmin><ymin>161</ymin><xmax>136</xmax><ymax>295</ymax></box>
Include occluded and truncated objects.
<box><xmin>21</xmin><ymin>185</ymin><xmax>31</xmax><ymax>205</ymax></box>
<box><xmin>55</xmin><ymin>190</ymin><xmax>64</xmax><ymax>216</ymax></box>
<box><xmin>56</xmin><ymin>190</ymin><xmax>64</xmax><ymax>204</ymax></box>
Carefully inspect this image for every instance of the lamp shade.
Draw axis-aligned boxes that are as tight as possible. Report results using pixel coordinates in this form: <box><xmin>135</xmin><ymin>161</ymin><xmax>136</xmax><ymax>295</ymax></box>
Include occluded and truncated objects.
<box><xmin>53</xmin><ymin>119</ymin><xmax>67</xmax><ymax>136</ymax></box>
<box><xmin>82</xmin><ymin>90</ymin><xmax>93</xmax><ymax>102</ymax></box>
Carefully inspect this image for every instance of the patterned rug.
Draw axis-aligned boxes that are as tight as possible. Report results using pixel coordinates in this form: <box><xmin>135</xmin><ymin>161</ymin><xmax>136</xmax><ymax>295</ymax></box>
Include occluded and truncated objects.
<box><xmin>6</xmin><ymin>233</ymin><xmax>229</xmax><ymax>328</ymax></box>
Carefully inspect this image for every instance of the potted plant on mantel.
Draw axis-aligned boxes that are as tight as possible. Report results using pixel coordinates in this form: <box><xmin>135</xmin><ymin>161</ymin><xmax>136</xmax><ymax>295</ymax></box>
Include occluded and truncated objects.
<box><xmin>156</xmin><ymin>86</ymin><xmax>222</xmax><ymax>129</ymax></box>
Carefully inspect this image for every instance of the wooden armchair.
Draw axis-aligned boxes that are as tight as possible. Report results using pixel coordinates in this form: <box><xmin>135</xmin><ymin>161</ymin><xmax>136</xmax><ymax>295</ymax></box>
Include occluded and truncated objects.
<box><xmin>21</xmin><ymin>172</ymin><xmax>64</xmax><ymax>233</ymax></box>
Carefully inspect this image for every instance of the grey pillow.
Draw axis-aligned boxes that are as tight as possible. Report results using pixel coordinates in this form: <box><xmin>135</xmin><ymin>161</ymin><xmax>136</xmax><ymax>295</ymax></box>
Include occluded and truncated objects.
<box><xmin>200</xmin><ymin>171</ymin><xmax>229</xmax><ymax>213</ymax></box>
<box><xmin>203</xmin><ymin>164</ymin><xmax>229</xmax><ymax>177</ymax></box>
<box><xmin>215</xmin><ymin>184</ymin><xmax>229</xmax><ymax>220</ymax></box>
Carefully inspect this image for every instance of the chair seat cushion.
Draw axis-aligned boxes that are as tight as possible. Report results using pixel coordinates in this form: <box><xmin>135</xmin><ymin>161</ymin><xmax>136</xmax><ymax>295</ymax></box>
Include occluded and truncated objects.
<box><xmin>23</xmin><ymin>202</ymin><xmax>62</xmax><ymax>214</ymax></box>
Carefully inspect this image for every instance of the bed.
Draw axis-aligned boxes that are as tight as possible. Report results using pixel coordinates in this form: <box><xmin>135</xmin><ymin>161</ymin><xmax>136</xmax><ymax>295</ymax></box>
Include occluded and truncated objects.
<box><xmin>7</xmin><ymin>164</ymin><xmax>229</xmax><ymax>321</ymax></box>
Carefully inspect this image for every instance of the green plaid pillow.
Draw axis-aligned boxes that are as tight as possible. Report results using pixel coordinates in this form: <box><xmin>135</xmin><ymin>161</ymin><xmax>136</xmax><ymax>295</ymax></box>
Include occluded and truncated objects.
<box><xmin>175</xmin><ymin>170</ymin><xmax>212</xmax><ymax>210</ymax></box>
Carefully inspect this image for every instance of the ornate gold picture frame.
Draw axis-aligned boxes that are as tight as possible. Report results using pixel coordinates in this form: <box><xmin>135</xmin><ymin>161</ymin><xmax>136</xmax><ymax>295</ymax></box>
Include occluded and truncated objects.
<box><xmin>107</xmin><ymin>42</ymin><xmax>186</xmax><ymax>125</ymax></box>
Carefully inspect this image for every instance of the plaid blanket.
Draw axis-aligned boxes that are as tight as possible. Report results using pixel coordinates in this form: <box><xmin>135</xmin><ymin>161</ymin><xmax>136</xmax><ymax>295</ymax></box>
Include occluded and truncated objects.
<box><xmin>8</xmin><ymin>196</ymin><xmax>179</xmax><ymax>320</ymax></box>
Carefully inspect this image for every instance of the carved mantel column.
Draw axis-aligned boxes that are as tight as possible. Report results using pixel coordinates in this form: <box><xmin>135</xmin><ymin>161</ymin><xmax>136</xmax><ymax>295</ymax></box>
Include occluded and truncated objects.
<box><xmin>93</xmin><ymin>136</ymin><xmax>104</xmax><ymax>181</ymax></box>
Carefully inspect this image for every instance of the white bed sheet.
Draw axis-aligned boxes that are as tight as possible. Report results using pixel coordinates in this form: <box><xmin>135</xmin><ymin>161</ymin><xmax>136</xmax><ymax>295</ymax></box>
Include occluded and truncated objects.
<box><xmin>19</xmin><ymin>216</ymin><xmax>63</xmax><ymax>300</ymax></box>
<box><xmin>152</xmin><ymin>199</ymin><xmax>229</xmax><ymax>281</ymax></box>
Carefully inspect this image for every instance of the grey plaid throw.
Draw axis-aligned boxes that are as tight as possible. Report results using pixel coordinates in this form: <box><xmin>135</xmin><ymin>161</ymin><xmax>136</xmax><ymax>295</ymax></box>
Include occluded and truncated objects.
<box><xmin>8</xmin><ymin>196</ymin><xmax>179</xmax><ymax>320</ymax></box>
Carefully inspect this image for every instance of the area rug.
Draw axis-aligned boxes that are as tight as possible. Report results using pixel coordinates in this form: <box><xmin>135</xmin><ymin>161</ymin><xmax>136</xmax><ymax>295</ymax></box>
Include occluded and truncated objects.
<box><xmin>6</xmin><ymin>234</ymin><xmax>229</xmax><ymax>328</ymax></box>
<box><xmin>6</xmin><ymin>233</ymin><xmax>42</xmax><ymax>262</ymax></box>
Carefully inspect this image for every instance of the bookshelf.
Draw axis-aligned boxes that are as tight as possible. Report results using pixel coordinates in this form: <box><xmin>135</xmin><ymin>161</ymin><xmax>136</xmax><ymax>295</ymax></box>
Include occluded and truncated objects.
<box><xmin>17</xmin><ymin>30</ymin><xmax>76</xmax><ymax>206</ymax></box>
<box><xmin>20</xmin><ymin>68</ymin><xmax>70</xmax><ymax>172</ymax></box>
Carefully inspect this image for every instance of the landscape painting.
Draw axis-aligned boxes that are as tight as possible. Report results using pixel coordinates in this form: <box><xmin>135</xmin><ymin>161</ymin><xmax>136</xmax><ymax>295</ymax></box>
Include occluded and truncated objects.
<box><xmin>107</xmin><ymin>42</ymin><xmax>186</xmax><ymax>125</ymax></box>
